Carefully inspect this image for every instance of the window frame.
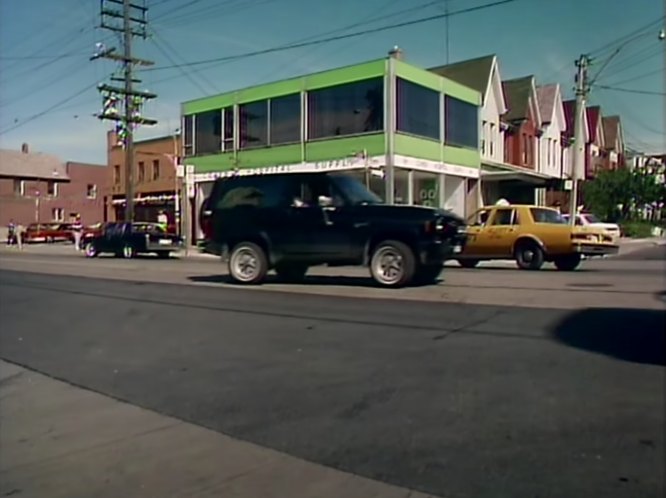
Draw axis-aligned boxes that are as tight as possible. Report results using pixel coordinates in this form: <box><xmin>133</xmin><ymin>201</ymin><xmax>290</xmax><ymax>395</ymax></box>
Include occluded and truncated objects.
<box><xmin>444</xmin><ymin>95</ymin><xmax>479</xmax><ymax>149</ymax></box>
<box><xmin>86</xmin><ymin>184</ymin><xmax>97</xmax><ymax>199</ymax></box>
<box><xmin>490</xmin><ymin>208</ymin><xmax>516</xmax><ymax>226</ymax></box>
<box><xmin>239</xmin><ymin>100</ymin><xmax>269</xmax><ymax>150</ymax></box>
<box><xmin>395</xmin><ymin>77</ymin><xmax>441</xmax><ymax>141</ymax></box>
<box><xmin>152</xmin><ymin>159</ymin><xmax>160</xmax><ymax>181</ymax></box>
<box><xmin>269</xmin><ymin>93</ymin><xmax>301</xmax><ymax>146</ymax></box>
<box><xmin>14</xmin><ymin>179</ymin><xmax>25</xmax><ymax>196</ymax></box>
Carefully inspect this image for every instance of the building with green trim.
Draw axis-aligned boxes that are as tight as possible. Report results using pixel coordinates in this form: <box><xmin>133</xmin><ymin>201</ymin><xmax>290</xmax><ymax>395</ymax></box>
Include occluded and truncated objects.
<box><xmin>181</xmin><ymin>49</ymin><xmax>482</xmax><ymax>237</ymax></box>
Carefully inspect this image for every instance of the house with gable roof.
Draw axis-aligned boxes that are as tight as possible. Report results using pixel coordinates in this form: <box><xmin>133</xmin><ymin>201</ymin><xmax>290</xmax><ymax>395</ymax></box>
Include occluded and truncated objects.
<box><xmin>431</xmin><ymin>56</ymin><xmax>550</xmax><ymax>207</ymax></box>
<box><xmin>601</xmin><ymin>115</ymin><xmax>625</xmax><ymax>171</ymax></box>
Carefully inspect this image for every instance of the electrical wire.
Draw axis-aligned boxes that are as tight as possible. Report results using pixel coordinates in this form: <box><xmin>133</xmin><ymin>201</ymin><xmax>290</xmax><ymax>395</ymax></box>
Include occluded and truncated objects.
<box><xmin>597</xmin><ymin>86</ymin><xmax>665</xmax><ymax>96</ymax></box>
<box><xmin>142</xmin><ymin>0</ymin><xmax>517</xmax><ymax>73</ymax></box>
<box><xmin>588</xmin><ymin>16</ymin><xmax>665</xmax><ymax>58</ymax></box>
<box><xmin>603</xmin><ymin>67</ymin><xmax>663</xmax><ymax>87</ymax></box>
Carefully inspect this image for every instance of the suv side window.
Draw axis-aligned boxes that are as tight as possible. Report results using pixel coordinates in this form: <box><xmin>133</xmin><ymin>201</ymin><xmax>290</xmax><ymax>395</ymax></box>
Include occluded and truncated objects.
<box><xmin>216</xmin><ymin>176</ymin><xmax>288</xmax><ymax>209</ymax></box>
<box><xmin>294</xmin><ymin>176</ymin><xmax>345</xmax><ymax>207</ymax></box>
<box><xmin>490</xmin><ymin>209</ymin><xmax>515</xmax><ymax>226</ymax></box>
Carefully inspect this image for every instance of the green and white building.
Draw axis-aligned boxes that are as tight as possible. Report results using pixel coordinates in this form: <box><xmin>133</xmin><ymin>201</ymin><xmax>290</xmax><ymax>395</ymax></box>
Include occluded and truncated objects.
<box><xmin>181</xmin><ymin>49</ymin><xmax>482</xmax><ymax>238</ymax></box>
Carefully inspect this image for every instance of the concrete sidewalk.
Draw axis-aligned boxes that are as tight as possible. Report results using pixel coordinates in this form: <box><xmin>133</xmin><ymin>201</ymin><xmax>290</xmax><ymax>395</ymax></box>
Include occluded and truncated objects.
<box><xmin>0</xmin><ymin>360</ymin><xmax>435</xmax><ymax>498</ymax></box>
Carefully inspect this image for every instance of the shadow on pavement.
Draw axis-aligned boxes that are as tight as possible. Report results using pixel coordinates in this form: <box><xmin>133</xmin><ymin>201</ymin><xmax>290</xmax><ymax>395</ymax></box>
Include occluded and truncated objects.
<box><xmin>188</xmin><ymin>273</ymin><xmax>442</xmax><ymax>288</ymax></box>
<box><xmin>551</xmin><ymin>306</ymin><xmax>666</xmax><ymax>366</ymax></box>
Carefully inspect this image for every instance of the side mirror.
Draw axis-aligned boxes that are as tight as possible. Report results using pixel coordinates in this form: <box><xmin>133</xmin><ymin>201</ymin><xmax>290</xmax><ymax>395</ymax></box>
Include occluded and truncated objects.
<box><xmin>318</xmin><ymin>195</ymin><xmax>334</xmax><ymax>208</ymax></box>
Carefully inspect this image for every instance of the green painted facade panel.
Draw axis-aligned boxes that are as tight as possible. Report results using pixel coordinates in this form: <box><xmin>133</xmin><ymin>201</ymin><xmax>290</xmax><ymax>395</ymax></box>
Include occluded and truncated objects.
<box><xmin>182</xmin><ymin>59</ymin><xmax>387</xmax><ymax>114</ymax></box>
<box><xmin>304</xmin><ymin>59</ymin><xmax>386</xmax><ymax>90</ymax></box>
<box><xmin>394</xmin><ymin>60</ymin><xmax>442</xmax><ymax>92</ymax></box>
<box><xmin>443</xmin><ymin>145</ymin><xmax>480</xmax><ymax>168</ymax></box>
<box><xmin>186</xmin><ymin>144</ymin><xmax>302</xmax><ymax>173</ymax></box>
<box><xmin>394</xmin><ymin>133</ymin><xmax>441</xmax><ymax>162</ymax></box>
<box><xmin>305</xmin><ymin>134</ymin><xmax>385</xmax><ymax>162</ymax></box>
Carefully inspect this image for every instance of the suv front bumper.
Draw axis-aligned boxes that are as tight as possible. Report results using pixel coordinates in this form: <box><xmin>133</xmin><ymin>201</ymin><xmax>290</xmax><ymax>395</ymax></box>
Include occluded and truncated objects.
<box><xmin>418</xmin><ymin>233</ymin><xmax>467</xmax><ymax>265</ymax></box>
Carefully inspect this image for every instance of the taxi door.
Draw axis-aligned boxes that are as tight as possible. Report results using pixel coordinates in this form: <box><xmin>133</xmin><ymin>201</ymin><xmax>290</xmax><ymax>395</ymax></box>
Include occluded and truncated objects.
<box><xmin>462</xmin><ymin>208</ymin><xmax>492</xmax><ymax>257</ymax></box>
<box><xmin>482</xmin><ymin>208</ymin><xmax>519</xmax><ymax>257</ymax></box>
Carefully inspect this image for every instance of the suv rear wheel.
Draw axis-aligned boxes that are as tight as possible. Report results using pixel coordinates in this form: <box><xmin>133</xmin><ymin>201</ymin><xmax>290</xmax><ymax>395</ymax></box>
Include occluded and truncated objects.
<box><xmin>275</xmin><ymin>263</ymin><xmax>308</xmax><ymax>283</ymax></box>
<box><xmin>370</xmin><ymin>240</ymin><xmax>416</xmax><ymax>288</ymax></box>
<box><xmin>229</xmin><ymin>242</ymin><xmax>268</xmax><ymax>285</ymax></box>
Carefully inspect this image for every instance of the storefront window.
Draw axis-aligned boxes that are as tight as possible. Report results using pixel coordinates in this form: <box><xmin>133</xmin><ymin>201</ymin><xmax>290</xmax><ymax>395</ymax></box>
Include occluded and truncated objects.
<box><xmin>307</xmin><ymin>78</ymin><xmax>384</xmax><ymax>140</ymax></box>
<box><xmin>239</xmin><ymin>100</ymin><xmax>268</xmax><ymax>149</ymax></box>
<box><xmin>396</xmin><ymin>78</ymin><xmax>440</xmax><ymax>140</ymax></box>
<box><xmin>223</xmin><ymin>106</ymin><xmax>234</xmax><ymax>151</ymax></box>
<box><xmin>270</xmin><ymin>93</ymin><xmax>301</xmax><ymax>145</ymax></box>
<box><xmin>445</xmin><ymin>96</ymin><xmax>478</xmax><ymax>149</ymax></box>
<box><xmin>413</xmin><ymin>172</ymin><xmax>439</xmax><ymax>207</ymax></box>
<box><xmin>195</xmin><ymin>110</ymin><xmax>222</xmax><ymax>155</ymax></box>
<box><xmin>393</xmin><ymin>168</ymin><xmax>410</xmax><ymax>204</ymax></box>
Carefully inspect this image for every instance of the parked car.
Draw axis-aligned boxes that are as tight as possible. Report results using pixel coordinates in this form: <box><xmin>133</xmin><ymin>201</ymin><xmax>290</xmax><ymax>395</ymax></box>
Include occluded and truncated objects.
<box><xmin>83</xmin><ymin>222</ymin><xmax>183</xmax><ymax>258</ymax></box>
<box><xmin>457</xmin><ymin>204</ymin><xmax>619</xmax><ymax>271</ymax></box>
<box><xmin>562</xmin><ymin>213</ymin><xmax>621</xmax><ymax>242</ymax></box>
<box><xmin>201</xmin><ymin>172</ymin><xmax>467</xmax><ymax>287</ymax></box>
<box><xmin>21</xmin><ymin>222</ymin><xmax>73</xmax><ymax>243</ymax></box>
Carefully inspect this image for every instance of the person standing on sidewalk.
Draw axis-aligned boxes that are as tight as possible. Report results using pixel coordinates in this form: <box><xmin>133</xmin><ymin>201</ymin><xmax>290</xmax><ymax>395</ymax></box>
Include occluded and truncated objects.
<box><xmin>15</xmin><ymin>221</ymin><xmax>24</xmax><ymax>250</ymax></box>
<box><xmin>72</xmin><ymin>216</ymin><xmax>83</xmax><ymax>251</ymax></box>
<box><xmin>7</xmin><ymin>219</ymin><xmax>16</xmax><ymax>246</ymax></box>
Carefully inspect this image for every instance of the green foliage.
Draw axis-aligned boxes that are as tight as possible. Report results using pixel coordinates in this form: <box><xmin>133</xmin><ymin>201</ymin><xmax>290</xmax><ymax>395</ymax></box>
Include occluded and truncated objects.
<box><xmin>620</xmin><ymin>221</ymin><xmax>655</xmax><ymax>238</ymax></box>
<box><xmin>582</xmin><ymin>168</ymin><xmax>666</xmax><ymax>223</ymax></box>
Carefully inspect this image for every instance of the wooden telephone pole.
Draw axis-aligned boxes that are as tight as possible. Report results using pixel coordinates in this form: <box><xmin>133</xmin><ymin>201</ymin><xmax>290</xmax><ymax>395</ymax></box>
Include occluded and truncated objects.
<box><xmin>92</xmin><ymin>0</ymin><xmax>157</xmax><ymax>222</ymax></box>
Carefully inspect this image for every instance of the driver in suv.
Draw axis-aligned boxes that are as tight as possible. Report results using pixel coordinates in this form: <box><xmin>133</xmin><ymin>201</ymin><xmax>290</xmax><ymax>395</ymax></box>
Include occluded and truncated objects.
<box><xmin>201</xmin><ymin>172</ymin><xmax>466</xmax><ymax>287</ymax></box>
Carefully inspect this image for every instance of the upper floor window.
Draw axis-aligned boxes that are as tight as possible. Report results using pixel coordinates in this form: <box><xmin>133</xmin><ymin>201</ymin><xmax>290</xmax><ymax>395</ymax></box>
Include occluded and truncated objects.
<box><xmin>270</xmin><ymin>94</ymin><xmax>301</xmax><ymax>145</ymax></box>
<box><xmin>396</xmin><ymin>78</ymin><xmax>440</xmax><ymax>141</ymax></box>
<box><xmin>195</xmin><ymin>110</ymin><xmax>222</xmax><ymax>155</ymax></box>
<box><xmin>223</xmin><ymin>106</ymin><xmax>234</xmax><ymax>151</ymax></box>
<box><xmin>444</xmin><ymin>96</ymin><xmax>478</xmax><ymax>149</ymax></box>
<box><xmin>87</xmin><ymin>184</ymin><xmax>97</xmax><ymax>199</ymax></box>
<box><xmin>239</xmin><ymin>100</ymin><xmax>268</xmax><ymax>149</ymax></box>
<box><xmin>52</xmin><ymin>207</ymin><xmax>64</xmax><ymax>222</ymax></box>
<box><xmin>152</xmin><ymin>160</ymin><xmax>160</xmax><ymax>180</ymax></box>
<box><xmin>307</xmin><ymin>77</ymin><xmax>383</xmax><ymax>140</ymax></box>
<box><xmin>47</xmin><ymin>181</ymin><xmax>58</xmax><ymax>197</ymax></box>
<box><xmin>138</xmin><ymin>161</ymin><xmax>145</xmax><ymax>182</ymax></box>
<box><xmin>489</xmin><ymin>123</ymin><xmax>495</xmax><ymax>155</ymax></box>
<box><xmin>183</xmin><ymin>114</ymin><xmax>194</xmax><ymax>156</ymax></box>
<box><xmin>113</xmin><ymin>164</ymin><xmax>121</xmax><ymax>185</ymax></box>
<box><xmin>14</xmin><ymin>179</ymin><xmax>25</xmax><ymax>196</ymax></box>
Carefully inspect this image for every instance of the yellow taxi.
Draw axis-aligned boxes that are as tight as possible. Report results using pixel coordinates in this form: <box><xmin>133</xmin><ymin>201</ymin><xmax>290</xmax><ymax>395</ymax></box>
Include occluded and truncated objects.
<box><xmin>457</xmin><ymin>204</ymin><xmax>619</xmax><ymax>271</ymax></box>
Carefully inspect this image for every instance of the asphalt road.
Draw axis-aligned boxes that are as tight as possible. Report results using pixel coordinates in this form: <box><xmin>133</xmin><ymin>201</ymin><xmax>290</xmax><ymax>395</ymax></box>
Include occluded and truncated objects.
<box><xmin>1</xmin><ymin>264</ymin><xmax>664</xmax><ymax>498</ymax></box>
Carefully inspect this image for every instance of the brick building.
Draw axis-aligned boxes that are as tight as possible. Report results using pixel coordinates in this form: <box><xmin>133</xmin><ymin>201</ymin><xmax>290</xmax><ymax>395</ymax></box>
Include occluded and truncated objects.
<box><xmin>106</xmin><ymin>131</ymin><xmax>181</xmax><ymax>231</ymax></box>
<box><xmin>0</xmin><ymin>144</ymin><xmax>107</xmax><ymax>228</ymax></box>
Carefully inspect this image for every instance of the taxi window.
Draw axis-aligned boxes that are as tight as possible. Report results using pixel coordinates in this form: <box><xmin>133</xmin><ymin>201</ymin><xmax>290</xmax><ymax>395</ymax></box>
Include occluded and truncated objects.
<box><xmin>491</xmin><ymin>209</ymin><xmax>515</xmax><ymax>226</ymax></box>
<box><xmin>468</xmin><ymin>210</ymin><xmax>489</xmax><ymax>226</ymax></box>
<box><xmin>531</xmin><ymin>208</ymin><xmax>565</xmax><ymax>224</ymax></box>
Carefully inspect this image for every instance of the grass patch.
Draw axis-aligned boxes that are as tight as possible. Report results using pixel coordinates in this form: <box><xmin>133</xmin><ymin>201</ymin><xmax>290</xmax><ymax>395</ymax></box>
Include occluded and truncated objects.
<box><xmin>620</xmin><ymin>221</ymin><xmax>657</xmax><ymax>238</ymax></box>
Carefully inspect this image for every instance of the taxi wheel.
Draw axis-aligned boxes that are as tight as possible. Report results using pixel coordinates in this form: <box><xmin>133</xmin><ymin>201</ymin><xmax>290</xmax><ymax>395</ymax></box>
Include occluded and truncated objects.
<box><xmin>514</xmin><ymin>242</ymin><xmax>544</xmax><ymax>270</ymax></box>
<box><xmin>554</xmin><ymin>254</ymin><xmax>582</xmax><ymax>271</ymax></box>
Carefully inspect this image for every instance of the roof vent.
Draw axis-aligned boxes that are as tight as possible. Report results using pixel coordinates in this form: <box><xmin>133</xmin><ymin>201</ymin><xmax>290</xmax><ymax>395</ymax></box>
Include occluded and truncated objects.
<box><xmin>388</xmin><ymin>46</ymin><xmax>404</xmax><ymax>60</ymax></box>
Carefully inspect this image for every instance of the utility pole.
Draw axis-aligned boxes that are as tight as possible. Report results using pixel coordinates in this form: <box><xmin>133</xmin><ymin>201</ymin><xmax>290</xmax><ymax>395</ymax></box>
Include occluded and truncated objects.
<box><xmin>569</xmin><ymin>54</ymin><xmax>588</xmax><ymax>225</ymax></box>
<box><xmin>92</xmin><ymin>0</ymin><xmax>157</xmax><ymax>223</ymax></box>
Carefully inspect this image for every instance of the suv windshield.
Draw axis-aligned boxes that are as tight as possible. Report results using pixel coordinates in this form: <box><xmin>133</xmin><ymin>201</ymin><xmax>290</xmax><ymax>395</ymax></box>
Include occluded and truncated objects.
<box><xmin>329</xmin><ymin>174</ymin><xmax>381</xmax><ymax>206</ymax></box>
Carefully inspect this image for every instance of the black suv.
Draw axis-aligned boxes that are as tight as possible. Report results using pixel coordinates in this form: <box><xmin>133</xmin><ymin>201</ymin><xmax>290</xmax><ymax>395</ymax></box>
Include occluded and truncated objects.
<box><xmin>200</xmin><ymin>173</ymin><xmax>466</xmax><ymax>287</ymax></box>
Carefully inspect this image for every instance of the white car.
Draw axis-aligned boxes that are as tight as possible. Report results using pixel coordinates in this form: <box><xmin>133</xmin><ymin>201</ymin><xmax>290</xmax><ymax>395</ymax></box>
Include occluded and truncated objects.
<box><xmin>563</xmin><ymin>213</ymin><xmax>622</xmax><ymax>242</ymax></box>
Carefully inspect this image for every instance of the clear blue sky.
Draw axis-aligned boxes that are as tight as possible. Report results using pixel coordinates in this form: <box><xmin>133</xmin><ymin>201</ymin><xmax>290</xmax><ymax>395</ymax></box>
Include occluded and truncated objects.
<box><xmin>0</xmin><ymin>0</ymin><xmax>663</xmax><ymax>164</ymax></box>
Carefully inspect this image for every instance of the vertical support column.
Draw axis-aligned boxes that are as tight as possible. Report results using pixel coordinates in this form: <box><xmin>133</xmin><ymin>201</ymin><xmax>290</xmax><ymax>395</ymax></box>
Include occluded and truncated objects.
<box><xmin>384</xmin><ymin>58</ymin><xmax>396</xmax><ymax>204</ymax></box>
<box><xmin>301</xmin><ymin>90</ymin><xmax>307</xmax><ymax>164</ymax></box>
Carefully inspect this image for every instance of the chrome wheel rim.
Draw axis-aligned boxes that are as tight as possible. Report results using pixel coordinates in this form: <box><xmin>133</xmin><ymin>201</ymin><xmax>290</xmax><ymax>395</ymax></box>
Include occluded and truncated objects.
<box><xmin>123</xmin><ymin>245</ymin><xmax>133</xmax><ymax>258</ymax></box>
<box><xmin>523</xmin><ymin>249</ymin><xmax>534</xmax><ymax>262</ymax></box>
<box><xmin>231</xmin><ymin>247</ymin><xmax>258</xmax><ymax>282</ymax></box>
<box><xmin>85</xmin><ymin>243</ymin><xmax>96</xmax><ymax>257</ymax></box>
<box><xmin>372</xmin><ymin>247</ymin><xmax>404</xmax><ymax>285</ymax></box>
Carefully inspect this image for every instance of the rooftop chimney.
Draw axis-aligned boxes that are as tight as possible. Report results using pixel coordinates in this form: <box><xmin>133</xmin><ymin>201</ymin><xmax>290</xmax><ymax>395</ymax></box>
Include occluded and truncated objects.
<box><xmin>388</xmin><ymin>46</ymin><xmax>404</xmax><ymax>60</ymax></box>
<box><xmin>21</xmin><ymin>143</ymin><xmax>29</xmax><ymax>154</ymax></box>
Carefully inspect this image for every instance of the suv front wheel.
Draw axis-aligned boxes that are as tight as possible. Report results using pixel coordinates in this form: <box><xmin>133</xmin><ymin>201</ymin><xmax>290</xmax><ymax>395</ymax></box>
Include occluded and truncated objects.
<box><xmin>228</xmin><ymin>242</ymin><xmax>268</xmax><ymax>285</ymax></box>
<box><xmin>370</xmin><ymin>240</ymin><xmax>416</xmax><ymax>288</ymax></box>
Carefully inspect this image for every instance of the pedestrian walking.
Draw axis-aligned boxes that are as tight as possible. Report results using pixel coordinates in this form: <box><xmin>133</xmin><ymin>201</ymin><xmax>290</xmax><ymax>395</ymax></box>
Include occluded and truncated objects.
<box><xmin>7</xmin><ymin>219</ymin><xmax>16</xmax><ymax>246</ymax></box>
<box><xmin>72</xmin><ymin>215</ymin><xmax>83</xmax><ymax>251</ymax></box>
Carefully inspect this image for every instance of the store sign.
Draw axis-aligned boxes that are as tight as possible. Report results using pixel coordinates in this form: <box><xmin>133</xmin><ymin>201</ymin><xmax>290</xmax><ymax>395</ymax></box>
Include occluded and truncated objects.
<box><xmin>192</xmin><ymin>156</ymin><xmax>383</xmax><ymax>183</ymax></box>
<box><xmin>394</xmin><ymin>155</ymin><xmax>480</xmax><ymax>179</ymax></box>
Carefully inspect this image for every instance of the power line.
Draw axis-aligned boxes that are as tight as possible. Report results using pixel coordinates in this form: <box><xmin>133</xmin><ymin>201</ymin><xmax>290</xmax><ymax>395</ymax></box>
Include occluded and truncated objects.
<box><xmin>142</xmin><ymin>0</ymin><xmax>517</xmax><ymax>73</ymax></box>
<box><xmin>597</xmin><ymin>85</ymin><xmax>665</xmax><ymax>96</ymax></box>
<box><xmin>604</xmin><ymin>67</ymin><xmax>663</xmax><ymax>87</ymax></box>
<box><xmin>588</xmin><ymin>16</ymin><xmax>665</xmax><ymax>57</ymax></box>
<box><xmin>0</xmin><ymin>82</ymin><xmax>98</xmax><ymax>136</ymax></box>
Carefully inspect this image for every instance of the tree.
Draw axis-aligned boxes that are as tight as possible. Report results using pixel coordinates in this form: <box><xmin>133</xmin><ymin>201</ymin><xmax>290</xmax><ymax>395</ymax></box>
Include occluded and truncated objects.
<box><xmin>582</xmin><ymin>168</ymin><xmax>633</xmax><ymax>221</ymax></box>
<box><xmin>583</xmin><ymin>168</ymin><xmax>666</xmax><ymax>221</ymax></box>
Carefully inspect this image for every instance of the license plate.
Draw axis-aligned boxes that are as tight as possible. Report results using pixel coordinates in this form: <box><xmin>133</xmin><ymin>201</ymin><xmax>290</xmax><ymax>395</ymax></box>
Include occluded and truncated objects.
<box><xmin>158</xmin><ymin>239</ymin><xmax>172</xmax><ymax>245</ymax></box>
<box><xmin>453</xmin><ymin>245</ymin><xmax>462</xmax><ymax>254</ymax></box>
